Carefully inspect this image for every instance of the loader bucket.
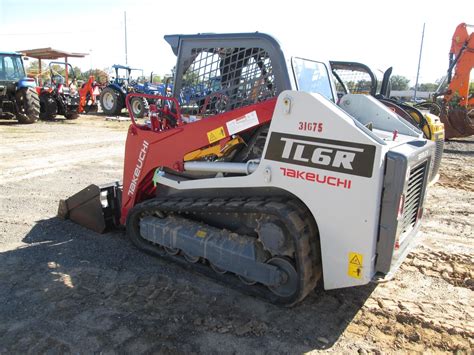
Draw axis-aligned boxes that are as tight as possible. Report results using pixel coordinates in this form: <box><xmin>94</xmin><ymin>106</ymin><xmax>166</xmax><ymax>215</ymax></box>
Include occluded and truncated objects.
<box><xmin>58</xmin><ymin>182</ymin><xmax>122</xmax><ymax>233</ymax></box>
<box><xmin>441</xmin><ymin>107</ymin><xmax>474</xmax><ymax>139</ymax></box>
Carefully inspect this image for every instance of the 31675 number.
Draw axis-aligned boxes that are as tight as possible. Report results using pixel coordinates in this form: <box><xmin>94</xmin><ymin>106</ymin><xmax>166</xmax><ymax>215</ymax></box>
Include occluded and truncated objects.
<box><xmin>298</xmin><ymin>121</ymin><xmax>323</xmax><ymax>132</ymax></box>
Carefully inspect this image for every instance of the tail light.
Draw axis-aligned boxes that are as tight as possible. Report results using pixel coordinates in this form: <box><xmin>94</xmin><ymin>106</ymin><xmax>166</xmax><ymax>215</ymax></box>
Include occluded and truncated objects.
<box><xmin>417</xmin><ymin>207</ymin><xmax>423</xmax><ymax>220</ymax></box>
<box><xmin>394</xmin><ymin>238</ymin><xmax>400</xmax><ymax>250</ymax></box>
<box><xmin>395</xmin><ymin>195</ymin><xmax>404</xmax><ymax>250</ymax></box>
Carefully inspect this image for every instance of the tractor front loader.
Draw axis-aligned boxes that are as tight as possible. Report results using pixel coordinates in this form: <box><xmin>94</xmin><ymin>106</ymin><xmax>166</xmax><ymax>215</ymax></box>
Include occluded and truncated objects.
<box><xmin>59</xmin><ymin>33</ymin><xmax>435</xmax><ymax>305</ymax></box>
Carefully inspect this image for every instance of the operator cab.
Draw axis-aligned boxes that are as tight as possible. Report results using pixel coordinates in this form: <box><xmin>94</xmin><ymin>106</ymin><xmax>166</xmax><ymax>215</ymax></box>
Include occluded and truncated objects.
<box><xmin>164</xmin><ymin>33</ymin><xmax>337</xmax><ymax>118</ymax></box>
<box><xmin>111</xmin><ymin>65</ymin><xmax>145</xmax><ymax>89</ymax></box>
<box><xmin>0</xmin><ymin>53</ymin><xmax>27</xmax><ymax>82</ymax></box>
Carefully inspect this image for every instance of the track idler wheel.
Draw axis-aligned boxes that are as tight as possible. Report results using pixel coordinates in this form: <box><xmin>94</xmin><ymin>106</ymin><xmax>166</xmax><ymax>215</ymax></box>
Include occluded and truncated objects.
<box><xmin>266</xmin><ymin>257</ymin><xmax>298</xmax><ymax>298</ymax></box>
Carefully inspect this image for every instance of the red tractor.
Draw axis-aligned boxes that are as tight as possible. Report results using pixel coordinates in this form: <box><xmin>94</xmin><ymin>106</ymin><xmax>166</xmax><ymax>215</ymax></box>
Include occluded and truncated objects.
<box><xmin>38</xmin><ymin>62</ymin><xmax>100</xmax><ymax>120</ymax></box>
<box><xmin>38</xmin><ymin>62</ymin><xmax>80</xmax><ymax>120</ymax></box>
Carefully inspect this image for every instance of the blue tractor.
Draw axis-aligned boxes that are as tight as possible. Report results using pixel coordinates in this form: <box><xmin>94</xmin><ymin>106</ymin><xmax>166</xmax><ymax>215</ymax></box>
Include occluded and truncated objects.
<box><xmin>99</xmin><ymin>64</ymin><xmax>167</xmax><ymax>117</ymax></box>
<box><xmin>0</xmin><ymin>52</ymin><xmax>40</xmax><ymax>124</ymax></box>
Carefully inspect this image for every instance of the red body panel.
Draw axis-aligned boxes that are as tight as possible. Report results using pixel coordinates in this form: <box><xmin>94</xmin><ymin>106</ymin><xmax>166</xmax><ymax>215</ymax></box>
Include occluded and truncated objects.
<box><xmin>120</xmin><ymin>98</ymin><xmax>277</xmax><ymax>224</ymax></box>
<box><xmin>36</xmin><ymin>87</ymin><xmax>53</xmax><ymax>95</ymax></box>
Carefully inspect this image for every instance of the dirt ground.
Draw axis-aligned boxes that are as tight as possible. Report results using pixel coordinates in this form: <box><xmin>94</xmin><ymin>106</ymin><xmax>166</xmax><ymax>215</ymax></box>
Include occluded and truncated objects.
<box><xmin>0</xmin><ymin>115</ymin><xmax>472</xmax><ymax>354</ymax></box>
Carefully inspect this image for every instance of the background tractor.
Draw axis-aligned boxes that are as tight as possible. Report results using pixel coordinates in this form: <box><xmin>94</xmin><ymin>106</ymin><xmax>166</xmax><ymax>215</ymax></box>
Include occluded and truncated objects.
<box><xmin>100</xmin><ymin>64</ymin><xmax>167</xmax><ymax>118</ymax></box>
<box><xmin>0</xmin><ymin>52</ymin><xmax>40</xmax><ymax>124</ymax></box>
<box><xmin>38</xmin><ymin>62</ymin><xmax>80</xmax><ymax>120</ymax></box>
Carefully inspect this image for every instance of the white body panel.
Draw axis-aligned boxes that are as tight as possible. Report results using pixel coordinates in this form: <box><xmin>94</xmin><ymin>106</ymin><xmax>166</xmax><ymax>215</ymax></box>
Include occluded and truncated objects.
<box><xmin>338</xmin><ymin>94</ymin><xmax>423</xmax><ymax>137</ymax></box>
<box><xmin>156</xmin><ymin>91</ymin><xmax>415</xmax><ymax>289</ymax></box>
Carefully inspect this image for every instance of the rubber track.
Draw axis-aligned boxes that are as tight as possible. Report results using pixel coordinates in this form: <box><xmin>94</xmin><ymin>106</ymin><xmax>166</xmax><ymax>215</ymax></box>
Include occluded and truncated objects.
<box><xmin>126</xmin><ymin>196</ymin><xmax>321</xmax><ymax>306</ymax></box>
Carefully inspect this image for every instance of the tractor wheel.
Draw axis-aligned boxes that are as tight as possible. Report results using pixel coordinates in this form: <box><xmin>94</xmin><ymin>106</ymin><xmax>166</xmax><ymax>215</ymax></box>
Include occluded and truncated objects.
<box><xmin>130</xmin><ymin>97</ymin><xmax>149</xmax><ymax>118</ymax></box>
<box><xmin>39</xmin><ymin>94</ymin><xmax>57</xmax><ymax>120</ymax></box>
<box><xmin>65</xmin><ymin>112</ymin><xmax>79</xmax><ymax>120</ymax></box>
<box><xmin>100</xmin><ymin>87</ymin><xmax>122</xmax><ymax>115</ymax></box>
<box><xmin>15</xmin><ymin>87</ymin><xmax>40</xmax><ymax>124</ymax></box>
<box><xmin>88</xmin><ymin>104</ymin><xmax>99</xmax><ymax>114</ymax></box>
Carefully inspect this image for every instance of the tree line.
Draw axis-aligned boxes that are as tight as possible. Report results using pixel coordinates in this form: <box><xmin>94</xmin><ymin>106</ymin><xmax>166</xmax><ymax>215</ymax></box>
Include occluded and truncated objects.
<box><xmin>27</xmin><ymin>60</ymin><xmax>464</xmax><ymax>93</ymax></box>
<box><xmin>25</xmin><ymin>60</ymin><xmax>164</xmax><ymax>85</ymax></box>
<box><xmin>389</xmin><ymin>75</ymin><xmax>443</xmax><ymax>91</ymax></box>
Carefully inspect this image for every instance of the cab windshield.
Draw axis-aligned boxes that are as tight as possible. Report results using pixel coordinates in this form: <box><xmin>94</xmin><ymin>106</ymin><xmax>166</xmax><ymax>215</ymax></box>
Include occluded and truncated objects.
<box><xmin>292</xmin><ymin>57</ymin><xmax>334</xmax><ymax>101</ymax></box>
<box><xmin>0</xmin><ymin>54</ymin><xmax>26</xmax><ymax>81</ymax></box>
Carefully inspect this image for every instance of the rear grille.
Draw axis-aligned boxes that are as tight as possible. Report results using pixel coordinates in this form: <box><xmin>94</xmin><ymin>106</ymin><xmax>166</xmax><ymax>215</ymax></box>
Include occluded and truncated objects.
<box><xmin>430</xmin><ymin>133</ymin><xmax>444</xmax><ymax>181</ymax></box>
<box><xmin>400</xmin><ymin>162</ymin><xmax>427</xmax><ymax>234</ymax></box>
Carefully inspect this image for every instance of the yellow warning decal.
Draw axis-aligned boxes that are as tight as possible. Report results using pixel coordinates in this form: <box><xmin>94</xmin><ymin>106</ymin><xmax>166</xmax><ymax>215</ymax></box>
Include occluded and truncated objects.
<box><xmin>196</xmin><ymin>230</ymin><xmax>207</xmax><ymax>238</ymax></box>
<box><xmin>348</xmin><ymin>252</ymin><xmax>363</xmax><ymax>279</ymax></box>
<box><xmin>207</xmin><ymin>126</ymin><xmax>226</xmax><ymax>144</ymax></box>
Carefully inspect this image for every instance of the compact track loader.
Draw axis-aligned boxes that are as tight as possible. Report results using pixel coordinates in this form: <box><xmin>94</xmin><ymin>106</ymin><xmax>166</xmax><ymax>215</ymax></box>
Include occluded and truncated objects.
<box><xmin>59</xmin><ymin>33</ymin><xmax>435</xmax><ymax>305</ymax></box>
<box><xmin>330</xmin><ymin>61</ymin><xmax>444</xmax><ymax>183</ymax></box>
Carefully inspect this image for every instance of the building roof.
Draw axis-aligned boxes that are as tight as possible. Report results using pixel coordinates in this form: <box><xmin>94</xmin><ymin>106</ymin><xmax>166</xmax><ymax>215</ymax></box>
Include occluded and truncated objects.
<box><xmin>17</xmin><ymin>47</ymin><xmax>88</xmax><ymax>60</ymax></box>
<box><xmin>0</xmin><ymin>51</ymin><xmax>22</xmax><ymax>56</ymax></box>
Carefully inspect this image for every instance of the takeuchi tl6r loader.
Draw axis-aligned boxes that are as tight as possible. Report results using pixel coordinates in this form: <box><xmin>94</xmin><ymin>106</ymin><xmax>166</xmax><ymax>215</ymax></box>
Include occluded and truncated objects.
<box><xmin>59</xmin><ymin>33</ymin><xmax>435</xmax><ymax>306</ymax></box>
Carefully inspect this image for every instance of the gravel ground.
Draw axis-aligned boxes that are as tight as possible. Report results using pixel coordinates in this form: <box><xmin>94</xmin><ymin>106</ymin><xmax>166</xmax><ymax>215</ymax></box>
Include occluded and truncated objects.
<box><xmin>0</xmin><ymin>115</ymin><xmax>472</xmax><ymax>354</ymax></box>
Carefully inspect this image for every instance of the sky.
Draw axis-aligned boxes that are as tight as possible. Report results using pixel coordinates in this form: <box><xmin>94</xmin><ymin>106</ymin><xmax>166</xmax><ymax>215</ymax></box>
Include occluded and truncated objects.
<box><xmin>0</xmin><ymin>0</ymin><xmax>472</xmax><ymax>84</ymax></box>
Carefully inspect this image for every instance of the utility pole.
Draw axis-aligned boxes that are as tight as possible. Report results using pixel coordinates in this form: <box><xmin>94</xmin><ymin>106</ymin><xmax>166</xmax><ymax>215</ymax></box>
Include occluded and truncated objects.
<box><xmin>414</xmin><ymin>23</ymin><xmax>425</xmax><ymax>101</ymax></box>
<box><xmin>124</xmin><ymin>11</ymin><xmax>128</xmax><ymax>65</ymax></box>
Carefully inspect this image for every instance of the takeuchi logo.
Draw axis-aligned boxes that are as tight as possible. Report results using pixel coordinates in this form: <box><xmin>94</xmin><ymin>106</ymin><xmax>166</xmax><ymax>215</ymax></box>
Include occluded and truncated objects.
<box><xmin>128</xmin><ymin>140</ymin><xmax>149</xmax><ymax>197</ymax></box>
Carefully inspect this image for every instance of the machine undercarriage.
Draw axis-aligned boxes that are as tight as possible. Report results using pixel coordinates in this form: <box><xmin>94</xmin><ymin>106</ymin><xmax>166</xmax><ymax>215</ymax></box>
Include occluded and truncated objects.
<box><xmin>127</xmin><ymin>195</ymin><xmax>321</xmax><ymax>305</ymax></box>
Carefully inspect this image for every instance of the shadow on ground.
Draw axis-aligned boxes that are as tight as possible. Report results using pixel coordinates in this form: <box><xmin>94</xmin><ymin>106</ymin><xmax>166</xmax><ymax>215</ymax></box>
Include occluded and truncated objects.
<box><xmin>0</xmin><ymin>120</ymin><xmax>22</xmax><ymax>126</ymax></box>
<box><xmin>0</xmin><ymin>218</ymin><xmax>375</xmax><ymax>353</ymax></box>
<box><xmin>443</xmin><ymin>149</ymin><xmax>473</xmax><ymax>155</ymax></box>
